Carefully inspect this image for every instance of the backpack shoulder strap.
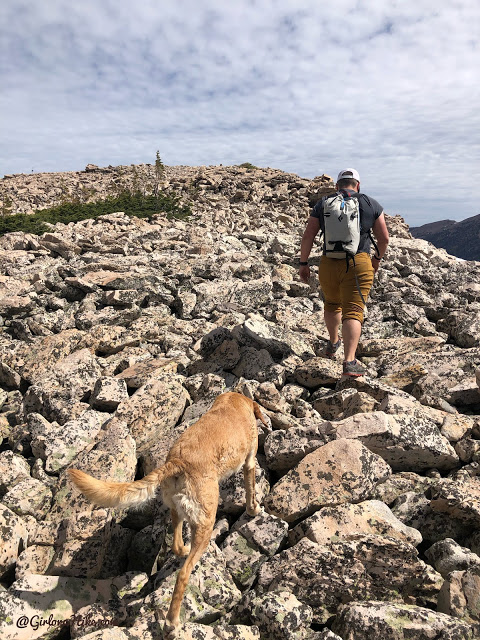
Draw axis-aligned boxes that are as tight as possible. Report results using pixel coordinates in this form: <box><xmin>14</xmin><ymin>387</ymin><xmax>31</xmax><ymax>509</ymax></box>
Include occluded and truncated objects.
<box><xmin>357</xmin><ymin>193</ymin><xmax>371</xmax><ymax>205</ymax></box>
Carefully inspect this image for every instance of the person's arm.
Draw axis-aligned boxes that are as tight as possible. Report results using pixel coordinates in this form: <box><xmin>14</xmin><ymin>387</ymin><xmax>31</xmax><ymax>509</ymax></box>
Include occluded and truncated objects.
<box><xmin>371</xmin><ymin>212</ymin><xmax>389</xmax><ymax>272</ymax></box>
<box><xmin>299</xmin><ymin>216</ymin><xmax>321</xmax><ymax>282</ymax></box>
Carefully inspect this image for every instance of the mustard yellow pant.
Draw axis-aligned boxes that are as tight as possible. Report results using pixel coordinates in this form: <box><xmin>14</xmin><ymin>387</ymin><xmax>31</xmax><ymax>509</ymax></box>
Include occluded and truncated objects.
<box><xmin>318</xmin><ymin>252</ymin><xmax>375</xmax><ymax>324</ymax></box>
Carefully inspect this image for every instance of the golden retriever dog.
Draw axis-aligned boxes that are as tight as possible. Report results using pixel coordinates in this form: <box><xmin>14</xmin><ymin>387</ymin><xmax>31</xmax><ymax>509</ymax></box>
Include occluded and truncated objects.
<box><xmin>68</xmin><ymin>391</ymin><xmax>267</xmax><ymax>638</ymax></box>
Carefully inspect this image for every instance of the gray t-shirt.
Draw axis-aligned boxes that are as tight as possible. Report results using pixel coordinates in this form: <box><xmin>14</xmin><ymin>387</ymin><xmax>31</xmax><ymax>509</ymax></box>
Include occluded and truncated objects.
<box><xmin>311</xmin><ymin>189</ymin><xmax>383</xmax><ymax>254</ymax></box>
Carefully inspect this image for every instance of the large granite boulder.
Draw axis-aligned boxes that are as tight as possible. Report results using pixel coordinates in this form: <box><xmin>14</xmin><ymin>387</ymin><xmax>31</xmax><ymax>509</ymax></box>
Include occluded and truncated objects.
<box><xmin>113</xmin><ymin>373</ymin><xmax>189</xmax><ymax>455</ymax></box>
<box><xmin>264</xmin><ymin>439</ymin><xmax>391</xmax><ymax>522</ymax></box>
<box><xmin>333</xmin><ymin>411</ymin><xmax>459</xmax><ymax>472</ymax></box>
<box><xmin>30</xmin><ymin>410</ymin><xmax>109</xmax><ymax>473</ymax></box>
<box><xmin>257</xmin><ymin>535</ymin><xmax>442</xmax><ymax>623</ymax></box>
<box><xmin>242</xmin><ymin>313</ymin><xmax>315</xmax><ymax>359</ymax></box>
<box><xmin>430</xmin><ymin>476</ymin><xmax>480</xmax><ymax>525</ymax></box>
<box><xmin>243</xmin><ymin>590</ymin><xmax>313</xmax><ymax>640</ymax></box>
<box><xmin>331</xmin><ymin>601</ymin><xmax>476</xmax><ymax>640</ymax></box>
<box><xmin>425</xmin><ymin>538</ymin><xmax>480</xmax><ymax>577</ymax></box>
<box><xmin>220</xmin><ymin>511</ymin><xmax>288</xmax><ymax>589</ymax></box>
<box><xmin>0</xmin><ymin>504</ymin><xmax>28</xmax><ymax>578</ymax></box>
<box><xmin>264</xmin><ymin>423</ymin><xmax>330</xmax><ymax>472</ymax></box>
<box><xmin>437</xmin><ymin>566</ymin><xmax>480</xmax><ymax>628</ymax></box>
<box><xmin>289</xmin><ymin>500</ymin><xmax>422</xmax><ymax>547</ymax></box>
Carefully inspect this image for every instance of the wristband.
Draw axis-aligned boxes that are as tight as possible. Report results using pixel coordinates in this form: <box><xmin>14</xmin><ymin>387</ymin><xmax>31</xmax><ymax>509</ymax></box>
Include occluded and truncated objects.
<box><xmin>299</xmin><ymin>261</ymin><xmax>309</xmax><ymax>266</ymax></box>
<box><xmin>372</xmin><ymin>255</ymin><xmax>382</xmax><ymax>261</ymax></box>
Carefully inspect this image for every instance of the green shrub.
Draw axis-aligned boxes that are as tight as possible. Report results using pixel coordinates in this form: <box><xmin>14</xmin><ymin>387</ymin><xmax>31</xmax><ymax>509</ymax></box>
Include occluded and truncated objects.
<box><xmin>0</xmin><ymin>189</ymin><xmax>192</xmax><ymax>238</ymax></box>
<box><xmin>238</xmin><ymin>162</ymin><xmax>258</xmax><ymax>170</ymax></box>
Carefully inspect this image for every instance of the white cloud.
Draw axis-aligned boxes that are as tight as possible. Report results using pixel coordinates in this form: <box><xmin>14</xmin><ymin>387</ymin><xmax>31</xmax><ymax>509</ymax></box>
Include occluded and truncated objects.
<box><xmin>1</xmin><ymin>0</ymin><xmax>479</xmax><ymax>225</ymax></box>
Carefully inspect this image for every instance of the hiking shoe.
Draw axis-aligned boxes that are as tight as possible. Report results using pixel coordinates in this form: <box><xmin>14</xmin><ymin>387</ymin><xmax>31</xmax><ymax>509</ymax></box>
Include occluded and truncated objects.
<box><xmin>343</xmin><ymin>359</ymin><xmax>366</xmax><ymax>377</ymax></box>
<box><xmin>325</xmin><ymin>338</ymin><xmax>342</xmax><ymax>359</ymax></box>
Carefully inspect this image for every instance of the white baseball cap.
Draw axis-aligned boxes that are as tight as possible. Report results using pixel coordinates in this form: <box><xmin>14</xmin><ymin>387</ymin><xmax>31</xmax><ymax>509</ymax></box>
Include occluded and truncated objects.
<box><xmin>337</xmin><ymin>168</ymin><xmax>360</xmax><ymax>182</ymax></box>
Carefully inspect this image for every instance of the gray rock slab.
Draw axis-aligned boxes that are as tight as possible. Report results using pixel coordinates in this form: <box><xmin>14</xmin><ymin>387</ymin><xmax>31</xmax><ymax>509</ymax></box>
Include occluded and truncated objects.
<box><xmin>114</xmin><ymin>358</ymin><xmax>178</xmax><ymax>389</ymax></box>
<box><xmin>0</xmin><ymin>450</ymin><xmax>31</xmax><ymax>491</ymax></box>
<box><xmin>90</xmin><ymin>377</ymin><xmax>129</xmax><ymax>411</ymax></box>
<box><xmin>230</xmin><ymin>510</ymin><xmax>288</xmax><ymax>557</ymax></box>
<box><xmin>219</xmin><ymin>461</ymin><xmax>270</xmax><ymax>516</ymax></box>
<box><xmin>258</xmin><ymin>535</ymin><xmax>442</xmax><ymax>624</ymax></box>
<box><xmin>391</xmin><ymin>490</ymin><xmax>474</xmax><ymax>544</ymax></box>
<box><xmin>220</xmin><ymin>531</ymin><xmax>266</xmax><ymax>589</ymax></box>
<box><xmin>147</xmin><ymin>543</ymin><xmax>242</xmax><ymax>624</ymax></box>
<box><xmin>438</xmin><ymin>567</ymin><xmax>480</xmax><ymax>627</ymax></box>
<box><xmin>371</xmin><ymin>471</ymin><xmax>436</xmax><ymax>505</ymax></box>
<box><xmin>30</xmin><ymin>409</ymin><xmax>109</xmax><ymax>473</ymax></box>
<box><xmin>48</xmin><ymin>418</ymin><xmax>137</xmax><ymax>525</ymax></box>
<box><xmin>114</xmin><ymin>373</ymin><xmax>189</xmax><ymax>455</ymax></box>
<box><xmin>15</xmin><ymin>544</ymin><xmax>55</xmax><ymax>580</ymax></box>
<box><xmin>231</xmin><ymin>347</ymin><xmax>274</xmax><ymax>380</ymax></box>
<box><xmin>425</xmin><ymin>537</ymin><xmax>480</xmax><ymax>578</ymax></box>
<box><xmin>331</xmin><ymin>600</ymin><xmax>476</xmax><ymax>640</ymax></box>
<box><xmin>289</xmin><ymin>500</ymin><xmax>422</xmax><ymax>547</ymax></box>
<box><xmin>243</xmin><ymin>313</ymin><xmax>315</xmax><ymax>358</ymax></box>
<box><xmin>264</xmin><ymin>439</ymin><xmax>391</xmax><ymax>523</ymax></box>
<box><xmin>2</xmin><ymin>476</ymin><xmax>52</xmax><ymax>518</ymax></box>
<box><xmin>430</xmin><ymin>477</ymin><xmax>480</xmax><ymax>525</ymax></box>
<box><xmin>294</xmin><ymin>357</ymin><xmax>342</xmax><ymax>388</ymax></box>
<box><xmin>248</xmin><ymin>590</ymin><xmax>313</xmax><ymax>640</ymax></box>
<box><xmin>0</xmin><ymin>504</ymin><xmax>28</xmax><ymax>577</ymax></box>
<box><xmin>264</xmin><ymin>424</ymin><xmax>328</xmax><ymax>472</ymax></box>
<box><xmin>333</xmin><ymin>411</ymin><xmax>459</xmax><ymax>472</ymax></box>
<box><xmin>312</xmin><ymin>387</ymin><xmax>377</xmax><ymax>420</ymax></box>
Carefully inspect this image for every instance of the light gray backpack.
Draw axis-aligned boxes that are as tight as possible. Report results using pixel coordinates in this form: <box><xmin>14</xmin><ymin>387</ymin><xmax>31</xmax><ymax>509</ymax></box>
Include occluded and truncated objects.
<box><xmin>322</xmin><ymin>192</ymin><xmax>361</xmax><ymax>259</ymax></box>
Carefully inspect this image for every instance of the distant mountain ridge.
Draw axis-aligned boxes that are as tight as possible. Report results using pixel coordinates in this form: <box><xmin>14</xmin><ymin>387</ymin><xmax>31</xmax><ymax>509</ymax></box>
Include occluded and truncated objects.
<box><xmin>410</xmin><ymin>214</ymin><xmax>480</xmax><ymax>261</ymax></box>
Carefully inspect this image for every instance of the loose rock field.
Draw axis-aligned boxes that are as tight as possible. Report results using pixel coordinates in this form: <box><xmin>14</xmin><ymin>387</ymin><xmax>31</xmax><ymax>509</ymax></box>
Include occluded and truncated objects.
<box><xmin>0</xmin><ymin>164</ymin><xmax>479</xmax><ymax>639</ymax></box>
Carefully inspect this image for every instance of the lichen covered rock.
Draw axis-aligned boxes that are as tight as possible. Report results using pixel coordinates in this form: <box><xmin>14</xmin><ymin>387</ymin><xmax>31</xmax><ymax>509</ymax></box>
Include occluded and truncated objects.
<box><xmin>331</xmin><ymin>600</ymin><xmax>476</xmax><ymax>640</ymax></box>
<box><xmin>258</xmin><ymin>535</ymin><xmax>442</xmax><ymax>623</ymax></box>
<box><xmin>1</xmin><ymin>164</ymin><xmax>480</xmax><ymax>638</ymax></box>
<box><xmin>264</xmin><ymin>439</ymin><xmax>391</xmax><ymax>522</ymax></box>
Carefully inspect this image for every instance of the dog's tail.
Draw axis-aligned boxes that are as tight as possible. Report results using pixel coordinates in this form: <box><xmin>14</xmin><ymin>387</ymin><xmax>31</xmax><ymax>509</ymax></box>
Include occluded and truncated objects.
<box><xmin>68</xmin><ymin>460</ymin><xmax>182</xmax><ymax>509</ymax></box>
<box><xmin>253</xmin><ymin>401</ymin><xmax>269</xmax><ymax>427</ymax></box>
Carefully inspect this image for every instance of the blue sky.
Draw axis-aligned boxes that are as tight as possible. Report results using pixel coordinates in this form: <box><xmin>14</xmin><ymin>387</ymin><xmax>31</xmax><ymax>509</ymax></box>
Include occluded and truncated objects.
<box><xmin>1</xmin><ymin>0</ymin><xmax>479</xmax><ymax>226</ymax></box>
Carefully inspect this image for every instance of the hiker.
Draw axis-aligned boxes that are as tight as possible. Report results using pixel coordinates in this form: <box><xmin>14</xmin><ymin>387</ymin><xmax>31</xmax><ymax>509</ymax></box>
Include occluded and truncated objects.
<box><xmin>299</xmin><ymin>168</ymin><xmax>389</xmax><ymax>377</ymax></box>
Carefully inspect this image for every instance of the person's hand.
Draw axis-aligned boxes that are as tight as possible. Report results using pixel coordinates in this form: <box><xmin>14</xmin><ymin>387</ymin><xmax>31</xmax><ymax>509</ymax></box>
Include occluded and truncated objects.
<box><xmin>299</xmin><ymin>265</ymin><xmax>310</xmax><ymax>283</ymax></box>
<box><xmin>371</xmin><ymin>256</ymin><xmax>380</xmax><ymax>273</ymax></box>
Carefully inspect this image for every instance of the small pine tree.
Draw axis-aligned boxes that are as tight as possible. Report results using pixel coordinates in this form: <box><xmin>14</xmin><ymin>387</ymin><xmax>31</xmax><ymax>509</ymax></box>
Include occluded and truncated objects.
<box><xmin>153</xmin><ymin>151</ymin><xmax>165</xmax><ymax>199</ymax></box>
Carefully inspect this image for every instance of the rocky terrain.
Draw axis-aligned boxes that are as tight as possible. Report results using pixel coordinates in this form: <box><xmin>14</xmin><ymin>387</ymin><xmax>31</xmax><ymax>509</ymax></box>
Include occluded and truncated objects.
<box><xmin>1</xmin><ymin>163</ymin><xmax>171</xmax><ymax>214</ymax></box>
<box><xmin>0</xmin><ymin>164</ymin><xmax>480</xmax><ymax>640</ymax></box>
<box><xmin>411</xmin><ymin>214</ymin><xmax>480</xmax><ymax>261</ymax></box>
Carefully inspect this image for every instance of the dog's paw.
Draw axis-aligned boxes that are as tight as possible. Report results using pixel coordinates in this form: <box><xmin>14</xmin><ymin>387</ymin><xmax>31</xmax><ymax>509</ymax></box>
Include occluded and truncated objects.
<box><xmin>172</xmin><ymin>543</ymin><xmax>191</xmax><ymax>557</ymax></box>
<box><xmin>163</xmin><ymin>619</ymin><xmax>178</xmax><ymax>639</ymax></box>
<box><xmin>246</xmin><ymin>503</ymin><xmax>262</xmax><ymax>517</ymax></box>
